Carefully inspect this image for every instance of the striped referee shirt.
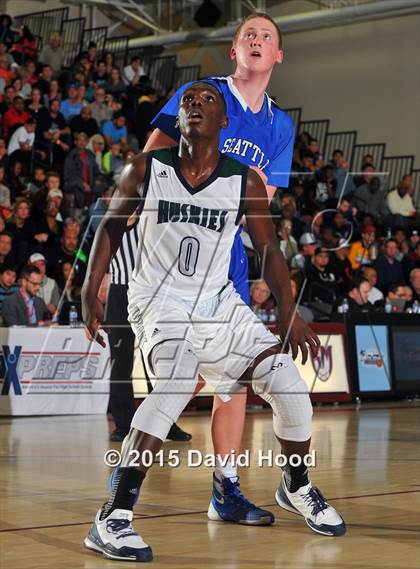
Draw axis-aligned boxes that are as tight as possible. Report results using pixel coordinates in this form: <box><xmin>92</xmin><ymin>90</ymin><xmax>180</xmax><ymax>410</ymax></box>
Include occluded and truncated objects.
<box><xmin>110</xmin><ymin>221</ymin><xmax>139</xmax><ymax>285</ymax></box>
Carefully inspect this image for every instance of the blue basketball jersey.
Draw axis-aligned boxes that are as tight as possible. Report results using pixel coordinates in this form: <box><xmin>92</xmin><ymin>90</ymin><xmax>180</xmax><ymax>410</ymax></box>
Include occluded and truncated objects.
<box><xmin>152</xmin><ymin>75</ymin><xmax>295</xmax><ymax>304</ymax></box>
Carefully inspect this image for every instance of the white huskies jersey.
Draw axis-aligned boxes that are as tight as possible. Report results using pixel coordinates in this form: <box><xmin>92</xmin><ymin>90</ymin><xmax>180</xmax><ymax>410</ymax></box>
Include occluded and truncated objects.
<box><xmin>130</xmin><ymin>147</ymin><xmax>248</xmax><ymax>302</ymax></box>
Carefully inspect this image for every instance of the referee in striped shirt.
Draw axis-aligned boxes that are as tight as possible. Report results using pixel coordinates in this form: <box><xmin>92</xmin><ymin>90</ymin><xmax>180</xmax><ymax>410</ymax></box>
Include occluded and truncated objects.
<box><xmin>107</xmin><ymin>213</ymin><xmax>192</xmax><ymax>442</ymax></box>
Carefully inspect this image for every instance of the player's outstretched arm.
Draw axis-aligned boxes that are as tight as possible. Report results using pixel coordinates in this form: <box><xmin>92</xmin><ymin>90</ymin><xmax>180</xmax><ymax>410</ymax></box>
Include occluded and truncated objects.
<box><xmin>244</xmin><ymin>169</ymin><xmax>320</xmax><ymax>363</ymax></box>
<box><xmin>81</xmin><ymin>152</ymin><xmax>148</xmax><ymax>346</ymax></box>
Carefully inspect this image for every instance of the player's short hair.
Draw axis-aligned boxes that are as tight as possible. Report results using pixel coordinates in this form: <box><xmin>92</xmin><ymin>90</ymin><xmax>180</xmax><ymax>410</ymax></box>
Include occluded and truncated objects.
<box><xmin>188</xmin><ymin>81</ymin><xmax>227</xmax><ymax>115</ymax></box>
<box><xmin>233</xmin><ymin>13</ymin><xmax>282</xmax><ymax>49</ymax></box>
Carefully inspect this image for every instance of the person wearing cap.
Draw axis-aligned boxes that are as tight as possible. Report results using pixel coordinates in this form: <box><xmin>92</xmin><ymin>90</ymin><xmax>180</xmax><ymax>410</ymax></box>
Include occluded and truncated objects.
<box><xmin>60</xmin><ymin>83</ymin><xmax>83</xmax><ymax>123</ymax></box>
<box><xmin>291</xmin><ymin>232</ymin><xmax>317</xmax><ymax>275</ymax></box>
<box><xmin>28</xmin><ymin>252</ymin><xmax>60</xmax><ymax>316</ymax></box>
<box><xmin>348</xmin><ymin>225</ymin><xmax>378</xmax><ymax>270</ymax></box>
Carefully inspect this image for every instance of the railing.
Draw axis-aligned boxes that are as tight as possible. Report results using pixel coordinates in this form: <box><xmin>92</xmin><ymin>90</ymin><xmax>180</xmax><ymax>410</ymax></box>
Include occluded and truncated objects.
<box><xmin>284</xmin><ymin>107</ymin><xmax>302</xmax><ymax>131</ymax></box>
<box><xmin>14</xmin><ymin>8</ymin><xmax>69</xmax><ymax>41</ymax></box>
<box><xmin>381</xmin><ymin>155</ymin><xmax>414</xmax><ymax>191</ymax></box>
<box><xmin>60</xmin><ymin>18</ymin><xmax>86</xmax><ymax>67</ymax></box>
<box><xmin>173</xmin><ymin>65</ymin><xmax>201</xmax><ymax>89</ymax></box>
<box><xmin>81</xmin><ymin>26</ymin><xmax>108</xmax><ymax>54</ymax></box>
<box><xmin>148</xmin><ymin>55</ymin><xmax>177</xmax><ymax>93</ymax></box>
<box><xmin>324</xmin><ymin>131</ymin><xmax>357</xmax><ymax>166</ymax></box>
<box><xmin>102</xmin><ymin>36</ymin><xmax>129</xmax><ymax>70</ymax></box>
<box><xmin>352</xmin><ymin>143</ymin><xmax>386</xmax><ymax>171</ymax></box>
<box><xmin>299</xmin><ymin>119</ymin><xmax>330</xmax><ymax>157</ymax></box>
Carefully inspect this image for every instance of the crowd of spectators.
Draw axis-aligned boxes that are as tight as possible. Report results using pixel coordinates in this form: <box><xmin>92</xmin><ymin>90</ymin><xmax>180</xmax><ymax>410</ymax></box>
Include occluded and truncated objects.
<box><xmin>0</xmin><ymin>16</ymin><xmax>164</xmax><ymax>326</ymax></box>
<box><xmin>0</xmin><ymin>14</ymin><xmax>418</xmax><ymax>327</ymax></box>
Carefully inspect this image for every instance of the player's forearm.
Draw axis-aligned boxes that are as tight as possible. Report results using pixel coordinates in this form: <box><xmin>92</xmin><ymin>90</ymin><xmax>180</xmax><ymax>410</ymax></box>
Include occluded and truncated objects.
<box><xmin>261</xmin><ymin>245</ymin><xmax>296</xmax><ymax>324</ymax></box>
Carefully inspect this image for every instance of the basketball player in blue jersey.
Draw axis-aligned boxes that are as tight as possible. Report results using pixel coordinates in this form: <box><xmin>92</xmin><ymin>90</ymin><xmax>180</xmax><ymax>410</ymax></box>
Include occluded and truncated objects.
<box><xmin>144</xmin><ymin>13</ymin><xmax>296</xmax><ymax>524</ymax></box>
<box><xmin>82</xmin><ymin>82</ymin><xmax>345</xmax><ymax>562</ymax></box>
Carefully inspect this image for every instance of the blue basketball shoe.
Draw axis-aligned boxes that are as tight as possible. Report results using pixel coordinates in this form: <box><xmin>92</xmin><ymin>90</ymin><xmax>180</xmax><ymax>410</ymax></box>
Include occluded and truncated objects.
<box><xmin>275</xmin><ymin>473</ymin><xmax>346</xmax><ymax>536</ymax></box>
<box><xmin>208</xmin><ymin>472</ymin><xmax>274</xmax><ymax>525</ymax></box>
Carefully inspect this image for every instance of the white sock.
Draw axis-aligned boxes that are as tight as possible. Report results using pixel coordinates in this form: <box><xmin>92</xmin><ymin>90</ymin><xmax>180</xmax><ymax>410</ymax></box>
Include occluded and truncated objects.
<box><xmin>215</xmin><ymin>453</ymin><xmax>238</xmax><ymax>481</ymax></box>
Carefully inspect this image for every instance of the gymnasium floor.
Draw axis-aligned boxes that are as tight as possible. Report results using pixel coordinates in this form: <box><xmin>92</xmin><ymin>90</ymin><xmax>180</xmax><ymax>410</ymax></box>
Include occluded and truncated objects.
<box><xmin>1</xmin><ymin>402</ymin><xmax>419</xmax><ymax>569</ymax></box>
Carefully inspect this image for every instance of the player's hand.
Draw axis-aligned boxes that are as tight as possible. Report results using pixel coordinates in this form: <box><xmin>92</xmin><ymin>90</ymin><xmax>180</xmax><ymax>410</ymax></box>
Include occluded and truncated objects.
<box><xmin>82</xmin><ymin>295</ymin><xmax>110</xmax><ymax>348</ymax></box>
<box><xmin>279</xmin><ymin>313</ymin><xmax>320</xmax><ymax>365</ymax></box>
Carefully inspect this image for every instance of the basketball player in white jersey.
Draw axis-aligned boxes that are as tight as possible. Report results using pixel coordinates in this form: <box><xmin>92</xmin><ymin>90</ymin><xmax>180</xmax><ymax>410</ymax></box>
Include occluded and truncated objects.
<box><xmin>82</xmin><ymin>82</ymin><xmax>345</xmax><ymax>562</ymax></box>
<box><xmin>144</xmin><ymin>13</ymin><xmax>296</xmax><ymax>523</ymax></box>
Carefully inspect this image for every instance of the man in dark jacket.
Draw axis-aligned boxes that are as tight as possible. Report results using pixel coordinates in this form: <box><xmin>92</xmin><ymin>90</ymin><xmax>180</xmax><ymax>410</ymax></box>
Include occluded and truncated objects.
<box><xmin>373</xmin><ymin>238</ymin><xmax>405</xmax><ymax>294</ymax></box>
<box><xmin>2</xmin><ymin>265</ymin><xmax>49</xmax><ymax>326</ymax></box>
<box><xmin>63</xmin><ymin>132</ymin><xmax>102</xmax><ymax>210</ymax></box>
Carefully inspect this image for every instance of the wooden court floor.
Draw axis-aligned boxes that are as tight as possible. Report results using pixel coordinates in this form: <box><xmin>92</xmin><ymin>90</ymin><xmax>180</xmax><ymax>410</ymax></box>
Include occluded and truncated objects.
<box><xmin>1</xmin><ymin>402</ymin><xmax>419</xmax><ymax>569</ymax></box>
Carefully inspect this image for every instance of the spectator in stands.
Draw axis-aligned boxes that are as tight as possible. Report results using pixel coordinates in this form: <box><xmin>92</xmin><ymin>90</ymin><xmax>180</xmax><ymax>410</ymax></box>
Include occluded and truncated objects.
<box><xmin>5</xmin><ymin>160</ymin><xmax>25</xmax><ymax>200</ymax></box>
<box><xmin>46</xmin><ymin>230</ymin><xmax>85</xmax><ymax>287</ymax></box>
<box><xmin>0</xmin><ymin>15</ymin><xmax>14</xmax><ymax>49</ymax></box>
<box><xmin>63</xmin><ymin>132</ymin><xmax>101</xmax><ymax>212</ymax></box>
<box><xmin>5</xmin><ymin>197</ymin><xmax>34</xmax><ymax>266</ymax></box>
<box><xmin>45</xmin><ymin>78</ymin><xmax>61</xmax><ymax>106</ymax></box>
<box><xmin>31</xmin><ymin>170</ymin><xmax>61</xmax><ymax>211</ymax></box>
<box><xmin>69</xmin><ymin>105</ymin><xmax>98</xmax><ymax>138</ymax></box>
<box><xmin>373</xmin><ymin>238</ymin><xmax>405</xmax><ymax>293</ymax></box>
<box><xmin>348</xmin><ymin>225</ymin><xmax>378</xmax><ymax>270</ymax></box>
<box><xmin>331</xmin><ymin>149</ymin><xmax>355</xmax><ymax>196</ymax></box>
<box><xmin>38</xmin><ymin>33</ymin><xmax>63</xmax><ymax>77</ymax></box>
<box><xmin>387</xmin><ymin>178</ymin><xmax>417</xmax><ymax>226</ymax></box>
<box><xmin>88</xmin><ymin>133</ymin><xmax>105</xmax><ymax>172</ymax></box>
<box><xmin>352</xmin><ymin>176</ymin><xmax>388</xmax><ymax>220</ymax></box>
<box><xmin>250</xmin><ymin>279</ymin><xmax>276</xmax><ymax>320</ymax></box>
<box><xmin>330</xmin><ymin>239</ymin><xmax>353</xmax><ymax>294</ymax></box>
<box><xmin>0</xmin><ymin>262</ymin><xmax>18</xmax><ymax>313</ymax></box>
<box><xmin>26</xmin><ymin>86</ymin><xmax>44</xmax><ymax>120</ymax></box>
<box><xmin>7</xmin><ymin>116</ymin><xmax>37</xmax><ymax>167</ymax></box>
<box><xmin>86</xmin><ymin>41</ymin><xmax>98</xmax><ymax>68</ymax></box>
<box><xmin>92</xmin><ymin>59</ymin><xmax>108</xmax><ymax>87</ymax></box>
<box><xmin>12</xmin><ymin>76</ymin><xmax>31</xmax><ymax>100</ymax></box>
<box><xmin>410</xmin><ymin>268</ymin><xmax>420</xmax><ymax>302</ymax></box>
<box><xmin>10</xmin><ymin>25</ymin><xmax>37</xmax><ymax>64</ymax></box>
<box><xmin>3</xmin><ymin>95</ymin><xmax>30</xmax><ymax>140</ymax></box>
<box><xmin>88</xmin><ymin>186</ymin><xmax>114</xmax><ymax>234</ymax></box>
<box><xmin>103</xmin><ymin>141</ymin><xmax>123</xmax><ymax>178</ymax></box>
<box><xmin>0</xmin><ymin>137</ymin><xmax>7</xmax><ymax>162</ymax></box>
<box><xmin>306</xmin><ymin>247</ymin><xmax>339</xmax><ymax>305</ymax></box>
<box><xmin>384</xmin><ymin>283</ymin><xmax>407</xmax><ymax>312</ymax></box>
<box><xmin>28</xmin><ymin>252</ymin><xmax>60</xmax><ymax>317</ymax></box>
<box><xmin>307</xmin><ymin>137</ymin><xmax>323</xmax><ymax>168</ymax></box>
<box><xmin>361</xmin><ymin>265</ymin><xmax>384</xmax><ymax>304</ymax></box>
<box><xmin>58</xmin><ymin>260</ymin><xmax>81</xmax><ymax>302</ymax></box>
<box><xmin>0</xmin><ymin>85</ymin><xmax>15</xmax><ymax>114</ymax></box>
<box><xmin>135</xmin><ymin>87</ymin><xmax>158</xmax><ymax>148</ymax></box>
<box><xmin>34</xmin><ymin>64</ymin><xmax>53</xmax><ymax>96</ymax></box>
<box><xmin>0</xmin><ymin>53</ymin><xmax>15</xmax><ymax>86</ymax></box>
<box><xmin>32</xmin><ymin>198</ymin><xmax>63</xmax><ymax>254</ymax></box>
<box><xmin>0</xmin><ymin>39</ymin><xmax>17</xmax><ymax>70</ymax></box>
<box><xmin>401</xmin><ymin>174</ymin><xmax>415</xmax><ymax>198</ymax></box>
<box><xmin>122</xmin><ymin>55</ymin><xmax>145</xmax><ymax>87</ymax></box>
<box><xmin>89</xmin><ymin>86</ymin><xmax>112</xmax><ymax>127</ymax></box>
<box><xmin>37</xmin><ymin>98</ymin><xmax>71</xmax><ymax>163</ymax></box>
<box><xmin>0</xmin><ymin>164</ymin><xmax>11</xmax><ymax>209</ymax></box>
<box><xmin>105</xmin><ymin>67</ymin><xmax>126</xmax><ymax>97</ymax></box>
<box><xmin>299</xmin><ymin>232</ymin><xmax>317</xmax><ymax>259</ymax></box>
<box><xmin>0</xmin><ymin>231</ymin><xmax>14</xmax><ymax>264</ymax></box>
<box><xmin>1</xmin><ymin>264</ymin><xmax>50</xmax><ymax>326</ymax></box>
<box><xmin>319</xmin><ymin>224</ymin><xmax>339</xmax><ymax>250</ymax></box>
<box><xmin>289</xmin><ymin>277</ymin><xmax>313</xmax><ymax>322</ymax></box>
<box><xmin>315</xmin><ymin>164</ymin><xmax>336</xmax><ymax>205</ymax></box>
<box><xmin>278</xmin><ymin>218</ymin><xmax>298</xmax><ymax>262</ymax></box>
<box><xmin>21</xmin><ymin>58</ymin><xmax>38</xmax><ymax>86</ymax></box>
<box><xmin>353</xmin><ymin>162</ymin><xmax>376</xmax><ymax>189</ymax></box>
<box><xmin>25</xmin><ymin>165</ymin><xmax>45</xmax><ymax>197</ymax></box>
<box><xmin>101</xmin><ymin>111</ymin><xmax>128</xmax><ymax>149</ymax></box>
<box><xmin>104</xmin><ymin>52</ymin><xmax>116</xmax><ymax>75</ymax></box>
<box><xmin>60</xmin><ymin>83</ymin><xmax>83</xmax><ymax>123</ymax></box>
<box><xmin>336</xmin><ymin>275</ymin><xmax>372</xmax><ymax>313</ymax></box>
<box><xmin>408</xmin><ymin>229</ymin><xmax>419</xmax><ymax>255</ymax></box>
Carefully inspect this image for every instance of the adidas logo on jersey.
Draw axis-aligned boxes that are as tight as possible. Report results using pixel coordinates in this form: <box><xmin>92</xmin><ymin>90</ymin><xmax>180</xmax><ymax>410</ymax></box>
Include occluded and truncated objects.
<box><xmin>157</xmin><ymin>170</ymin><xmax>168</xmax><ymax>178</ymax></box>
<box><xmin>152</xmin><ymin>328</ymin><xmax>160</xmax><ymax>337</ymax></box>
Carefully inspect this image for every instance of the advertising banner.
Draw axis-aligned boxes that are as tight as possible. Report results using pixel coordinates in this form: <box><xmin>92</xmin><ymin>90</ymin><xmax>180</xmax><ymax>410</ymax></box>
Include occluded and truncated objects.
<box><xmin>355</xmin><ymin>325</ymin><xmax>391</xmax><ymax>392</ymax></box>
<box><xmin>0</xmin><ymin>327</ymin><xmax>110</xmax><ymax>415</ymax></box>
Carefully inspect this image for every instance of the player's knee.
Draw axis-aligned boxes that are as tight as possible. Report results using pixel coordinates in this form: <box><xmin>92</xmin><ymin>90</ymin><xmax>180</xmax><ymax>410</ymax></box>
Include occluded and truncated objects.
<box><xmin>131</xmin><ymin>340</ymin><xmax>199</xmax><ymax>440</ymax></box>
<box><xmin>251</xmin><ymin>353</ymin><xmax>312</xmax><ymax>442</ymax></box>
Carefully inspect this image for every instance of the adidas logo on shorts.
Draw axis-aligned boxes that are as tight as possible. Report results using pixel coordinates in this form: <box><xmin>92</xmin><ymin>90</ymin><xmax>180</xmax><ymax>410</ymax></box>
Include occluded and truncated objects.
<box><xmin>157</xmin><ymin>170</ymin><xmax>168</xmax><ymax>178</ymax></box>
<box><xmin>152</xmin><ymin>328</ymin><xmax>160</xmax><ymax>337</ymax></box>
